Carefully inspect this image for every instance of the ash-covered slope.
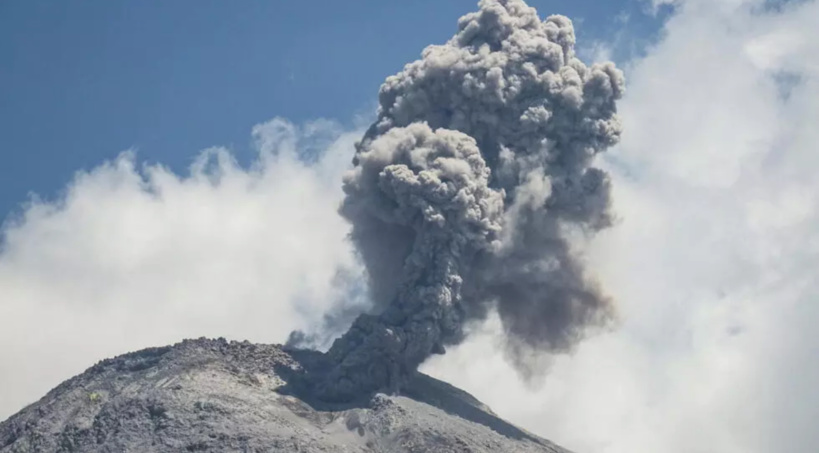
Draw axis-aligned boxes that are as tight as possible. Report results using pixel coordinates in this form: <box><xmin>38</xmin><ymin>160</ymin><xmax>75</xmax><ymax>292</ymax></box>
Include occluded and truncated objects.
<box><xmin>0</xmin><ymin>338</ymin><xmax>571</xmax><ymax>453</ymax></box>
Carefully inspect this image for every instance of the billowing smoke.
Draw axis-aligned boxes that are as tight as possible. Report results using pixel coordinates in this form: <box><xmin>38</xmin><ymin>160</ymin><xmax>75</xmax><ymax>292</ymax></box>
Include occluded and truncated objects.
<box><xmin>316</xmin><ymin>0</ymin><xmax>625</xmax><ymax>401</ymax></box>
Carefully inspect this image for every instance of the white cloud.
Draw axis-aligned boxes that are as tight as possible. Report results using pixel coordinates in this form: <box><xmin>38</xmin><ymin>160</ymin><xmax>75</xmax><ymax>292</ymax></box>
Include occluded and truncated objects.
<box><xmin>0</xmin><ymin>118</ymin><xmax>362</xmax><ymax>420</ymax></box>
<box><xmin>424</xmin><ymin>0</ymin><xmax>819</xmax><ymax>452</ymax></box>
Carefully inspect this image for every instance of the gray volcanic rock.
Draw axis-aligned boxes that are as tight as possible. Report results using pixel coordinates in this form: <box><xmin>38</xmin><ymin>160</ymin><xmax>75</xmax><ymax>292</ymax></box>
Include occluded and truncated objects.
<box><xmin>0</xmin><ymin>338</ymin><xmax>572</xmax><ymax>452</ymax></box>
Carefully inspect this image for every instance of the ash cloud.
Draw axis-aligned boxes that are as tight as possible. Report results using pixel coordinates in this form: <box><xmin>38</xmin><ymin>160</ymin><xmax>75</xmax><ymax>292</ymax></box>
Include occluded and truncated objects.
<box><xmin>317</xmin><ymin>0</ymin><xmax>624</xmax><ymax>401</ymax></box>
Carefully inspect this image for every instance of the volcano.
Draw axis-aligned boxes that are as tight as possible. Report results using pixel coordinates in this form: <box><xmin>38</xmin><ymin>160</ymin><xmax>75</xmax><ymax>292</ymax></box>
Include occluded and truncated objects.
<box><xmin>0</xmin><ymin>338</ymin><xmax>571</xmax><ymax>453</ymax></box>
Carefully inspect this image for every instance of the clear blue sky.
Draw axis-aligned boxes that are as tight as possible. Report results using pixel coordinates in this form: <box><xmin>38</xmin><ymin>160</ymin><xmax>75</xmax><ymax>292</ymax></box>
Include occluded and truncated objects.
<box><xmin>0</xmin><ymin>0</ymin><xmax>665</xmax><ymax>222</ymax></box>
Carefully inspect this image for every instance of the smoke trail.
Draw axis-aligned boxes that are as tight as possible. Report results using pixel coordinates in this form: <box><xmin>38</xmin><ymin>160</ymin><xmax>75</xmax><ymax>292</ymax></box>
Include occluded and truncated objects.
<box><xmin>318</xmin><ymin>0</ymin><xmax>624</xmax><ymax>401</ymax></box>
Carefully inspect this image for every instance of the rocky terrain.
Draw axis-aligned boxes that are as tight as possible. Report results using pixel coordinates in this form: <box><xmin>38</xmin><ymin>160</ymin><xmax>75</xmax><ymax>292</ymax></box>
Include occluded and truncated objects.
<box><xmin>0</xmin><ymin>338</ymin><xmax>572</xmax><ymax>452</ymax></box>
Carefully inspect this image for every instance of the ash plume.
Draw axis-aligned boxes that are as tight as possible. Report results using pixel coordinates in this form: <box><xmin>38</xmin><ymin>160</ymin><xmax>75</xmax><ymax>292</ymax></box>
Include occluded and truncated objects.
<box><xmin>316</xmin><ymin>0</ymin><xmax>625</xmax><ymax>401</ymax></box>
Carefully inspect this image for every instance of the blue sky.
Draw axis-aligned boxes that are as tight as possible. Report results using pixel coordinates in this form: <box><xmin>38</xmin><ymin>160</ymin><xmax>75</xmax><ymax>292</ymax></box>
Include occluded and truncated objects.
<box><xmin>0</xmin><ymin>0</ymin><xmax>666</xmax><ymax>221</ymax></box>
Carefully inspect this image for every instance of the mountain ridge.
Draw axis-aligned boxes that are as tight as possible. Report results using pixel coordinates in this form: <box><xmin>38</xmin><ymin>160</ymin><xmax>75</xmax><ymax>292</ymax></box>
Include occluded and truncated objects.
<box><xmin>0</xmin><ymin>338</ymin><xmax>572</xmax><ymax>453</ymax></box>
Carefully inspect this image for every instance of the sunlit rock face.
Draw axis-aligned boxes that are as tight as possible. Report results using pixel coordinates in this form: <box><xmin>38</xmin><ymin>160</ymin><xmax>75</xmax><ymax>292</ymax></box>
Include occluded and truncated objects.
<box><xmin>0</xmin><ymin>338</ymin><xmax>572</xmax><ymax>453</ymax></box>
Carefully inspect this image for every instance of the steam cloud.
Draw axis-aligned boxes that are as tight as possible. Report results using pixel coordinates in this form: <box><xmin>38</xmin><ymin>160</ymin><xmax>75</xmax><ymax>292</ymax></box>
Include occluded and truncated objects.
<box><xmin>315</xmin><ymin>0</ymin><xmax>625</xmax><ymax>401</ymax></box>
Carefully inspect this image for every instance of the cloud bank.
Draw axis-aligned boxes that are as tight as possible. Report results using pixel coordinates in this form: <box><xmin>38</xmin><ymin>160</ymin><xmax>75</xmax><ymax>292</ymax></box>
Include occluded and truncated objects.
<box><xmin>423</xmin><ymin>0</ymin><xmax>819</xmax><ymax>452</ymax></box>
<box><xmin>0</xmin><ymin>119</ymin><xmax>362</xmax><ymax>420</ymax></box>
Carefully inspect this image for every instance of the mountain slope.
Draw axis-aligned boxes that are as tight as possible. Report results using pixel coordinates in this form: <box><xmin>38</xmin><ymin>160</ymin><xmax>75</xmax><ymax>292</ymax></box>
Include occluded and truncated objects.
<box><xmin>0</xmin><ymin>338</ymin><xmax>571</xmax><ymax>453</ymax></box>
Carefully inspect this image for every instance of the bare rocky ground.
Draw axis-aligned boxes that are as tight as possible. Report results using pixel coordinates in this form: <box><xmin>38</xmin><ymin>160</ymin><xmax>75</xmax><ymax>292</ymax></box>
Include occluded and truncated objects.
<box><xmin>0</xmin><ymin>338</ymin><xmax>572</xmax><ymax>452</ymax></box>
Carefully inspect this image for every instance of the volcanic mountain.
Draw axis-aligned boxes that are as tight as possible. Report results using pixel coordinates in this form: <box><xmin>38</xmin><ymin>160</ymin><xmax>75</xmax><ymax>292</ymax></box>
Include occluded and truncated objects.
<box><xmin>0</xmin><ymin>338</ymin><xmax>571</xmax><ymax>452</ymax></box>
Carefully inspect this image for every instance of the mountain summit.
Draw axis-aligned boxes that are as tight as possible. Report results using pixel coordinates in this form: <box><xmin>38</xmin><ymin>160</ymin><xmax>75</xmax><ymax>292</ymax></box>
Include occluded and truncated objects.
<box><xmin>0</xmin><ymin>338</ymin><xmax>571</xmax><ymax>452</ymax></box>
